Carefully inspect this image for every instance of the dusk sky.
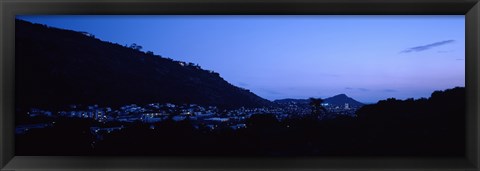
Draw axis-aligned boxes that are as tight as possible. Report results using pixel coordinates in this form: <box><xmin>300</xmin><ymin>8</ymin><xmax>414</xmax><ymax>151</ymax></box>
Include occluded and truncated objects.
<box><xmin>16</xmin><ymin>15</ymin><xmax>465</xmax><ymax>103</ymax></box>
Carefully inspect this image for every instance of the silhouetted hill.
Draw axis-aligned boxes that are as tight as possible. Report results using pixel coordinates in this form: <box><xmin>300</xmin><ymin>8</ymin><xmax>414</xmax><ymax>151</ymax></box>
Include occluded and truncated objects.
<box><xmin>274</xmin><ymin>94</ymin><xmax>363</xmax><ymax>107</ymax></box>
<box><xmin>357</xmin><ymin>87</ymin><xmax>465</xmax><ymax>123</ymax></box>
<box><xmin>15</xmin><ymin>19</ymin><xmax>272</xmax><ymax>109</ymax></box>
<box><xmin>353</xmin><ymin>87</ymin><xmax>465</xmax><ymax>156</ymax></box>
<box><xmin>324</xmin><ymin>94</ymin><xmax>364</xmax><ymax>107</ymax></box>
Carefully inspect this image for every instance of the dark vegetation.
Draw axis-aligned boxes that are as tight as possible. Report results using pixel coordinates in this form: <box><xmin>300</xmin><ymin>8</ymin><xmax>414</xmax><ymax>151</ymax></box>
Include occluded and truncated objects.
<box><xmin>15</xmin><ymin>19</ymin><xmax>271</xmax><ymax>110</ymax></box>
<box><xmin>16</xmin><ymin>87</ymin><xmax>465</xmax><ymax>156</ymax></box>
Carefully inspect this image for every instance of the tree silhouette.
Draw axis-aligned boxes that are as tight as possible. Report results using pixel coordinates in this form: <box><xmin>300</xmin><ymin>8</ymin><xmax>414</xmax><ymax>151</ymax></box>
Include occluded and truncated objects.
<box><xmin>129</xmin><ymin>43</ymin><xmax>143</xmax><ymax>51</ymax></box>
<box><xmin>309</xmin><ymin>97</ymin><xmax>327</xmax><ymax>120</ymax></box>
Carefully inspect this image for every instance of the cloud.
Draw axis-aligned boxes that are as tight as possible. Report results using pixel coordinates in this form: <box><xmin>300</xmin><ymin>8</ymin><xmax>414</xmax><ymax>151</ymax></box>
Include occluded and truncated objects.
<box><xmin>345</xmin><ymin>87</ymin><xmax>353</xmax><ymax>90</ymax></box>
<box><xmin>383</xmin><ymin>89</ymin><xmax>397</xmax><ymax>93</ymax></box>
<box><xmin>456</xmin><ymin>58</ymin><xmax>464</xmax><ymax>61</ymax></box>
<box><xmin>401</xmin><ymin>40</ymin><xmax>455</xmax><ymax>53</ymax></box>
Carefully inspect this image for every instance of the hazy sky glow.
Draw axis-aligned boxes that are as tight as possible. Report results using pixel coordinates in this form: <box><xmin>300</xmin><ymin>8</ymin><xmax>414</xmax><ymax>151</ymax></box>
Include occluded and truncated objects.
<box><xmin>17</xmin><ymin>15</ymin><xmax>465</xmax><ymax>103</ymax></box>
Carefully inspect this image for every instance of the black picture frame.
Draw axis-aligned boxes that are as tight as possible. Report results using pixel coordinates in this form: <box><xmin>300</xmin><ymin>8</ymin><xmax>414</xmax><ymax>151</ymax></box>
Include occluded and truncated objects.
<box><xmin>1</xmin><ymin>0</ymin><xmax>479</xmax><ymax>170</ymax></box>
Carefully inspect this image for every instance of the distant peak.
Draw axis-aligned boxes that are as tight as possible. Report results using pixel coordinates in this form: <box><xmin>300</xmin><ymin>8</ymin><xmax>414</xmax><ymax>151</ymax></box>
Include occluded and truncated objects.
<box><xmin>324</xmin><ymin>93</ymin><xmax>364</xmax><ymax>106</ymax></box>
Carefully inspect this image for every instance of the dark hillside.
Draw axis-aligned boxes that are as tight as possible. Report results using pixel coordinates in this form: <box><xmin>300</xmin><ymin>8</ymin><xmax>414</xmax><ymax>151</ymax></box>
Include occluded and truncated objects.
<box><xmin>15</xmin><ymin>19</ymin><xmax>271</xmax><ymax>109</ymax></box>
<box><xmin>354</xmin><ymin>87</ymin><xmax>465</xmax><ymax>155</ymax></box>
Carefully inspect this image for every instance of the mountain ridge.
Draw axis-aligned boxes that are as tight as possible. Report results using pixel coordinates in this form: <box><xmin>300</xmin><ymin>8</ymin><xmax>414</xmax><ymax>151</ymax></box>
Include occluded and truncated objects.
<box><xmin>15</xmin><ymin>19</ymin><xmax>272</xmax><ymax>109</ymax></box>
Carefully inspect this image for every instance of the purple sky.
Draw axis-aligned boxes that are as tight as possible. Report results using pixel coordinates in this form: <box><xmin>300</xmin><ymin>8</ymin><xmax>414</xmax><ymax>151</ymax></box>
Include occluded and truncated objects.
<box><xmin>17</xmin><ymin>15</ymin><xmax>465</xmax><ymax>103</ymax></box>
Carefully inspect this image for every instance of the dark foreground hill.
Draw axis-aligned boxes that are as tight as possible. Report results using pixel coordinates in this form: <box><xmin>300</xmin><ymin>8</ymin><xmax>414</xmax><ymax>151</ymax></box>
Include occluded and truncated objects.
<box><xmin>15</xmin><ymin>19</ymin><xmax>271</xmax><ymax>109</ymax></box>
<box><xmin>352</xmin><ymin>87</ymin><xmax>465</xmax><ymax>156</ymax></box>
<box><xmin>17</xmin><ymin>87</ymin><xmax>465</xmax><ymax>156</ymax></box>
